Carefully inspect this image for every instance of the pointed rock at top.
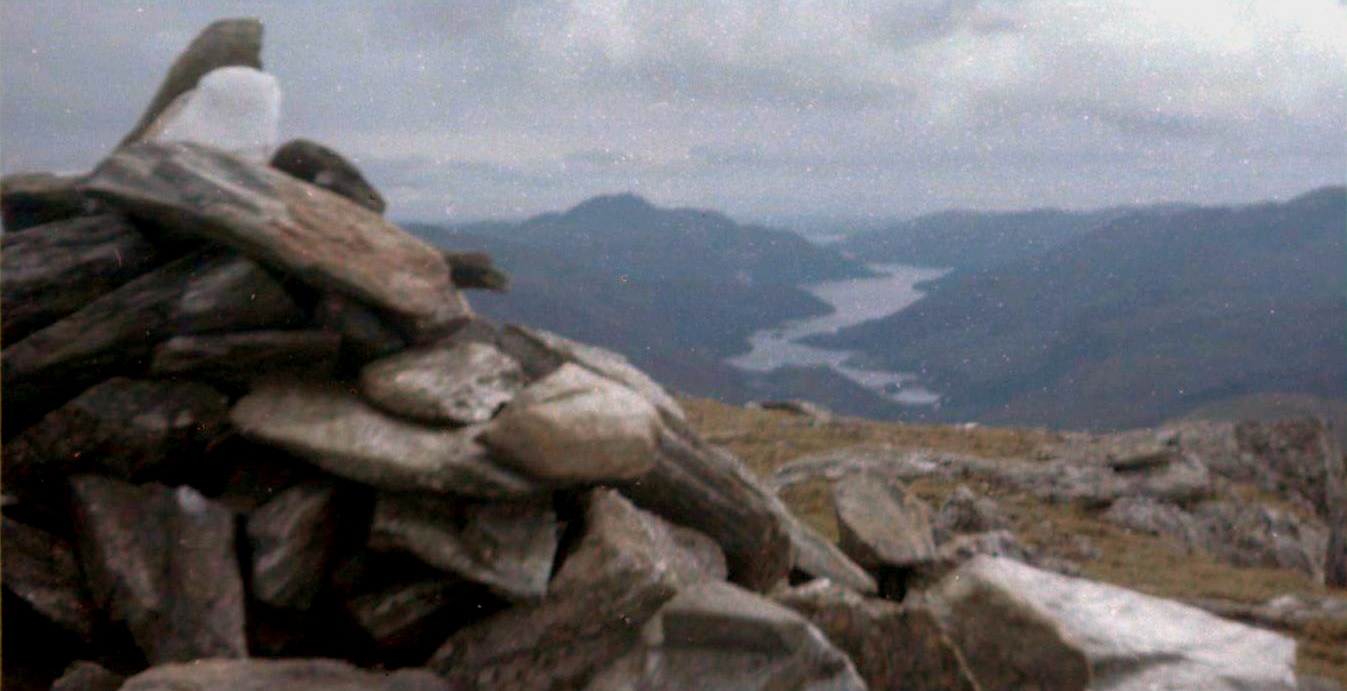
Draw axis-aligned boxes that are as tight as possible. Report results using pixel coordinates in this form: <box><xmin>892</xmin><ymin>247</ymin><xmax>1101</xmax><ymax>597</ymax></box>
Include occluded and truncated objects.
<box><xmin>121</xmin><ymin>18</ymin><xmax>264</xmax><ymax>146</ymax></box>
<box><xmin>145</xmin><ymin>66</ymin><xmax>281</xmax><ymax>162</ymax></box>
<box><xmin>81</xmin><ymin>141</ymin><xmax>468</xmax><ymax>342</ymax></box>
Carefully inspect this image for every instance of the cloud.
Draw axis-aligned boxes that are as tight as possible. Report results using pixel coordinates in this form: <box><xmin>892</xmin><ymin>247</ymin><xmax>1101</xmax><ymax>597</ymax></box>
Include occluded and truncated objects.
<box><xmin>2</xmin><ymin>0</ymin><xmax>1343</xmax><ymax>221</ymax></box>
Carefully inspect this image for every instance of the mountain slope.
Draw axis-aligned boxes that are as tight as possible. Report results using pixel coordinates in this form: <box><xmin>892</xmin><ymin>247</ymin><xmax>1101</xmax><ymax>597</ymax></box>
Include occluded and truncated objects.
<box><xmin>407</xmin><ymin>195</ymin><xmax>895</xmax><ymax>409</ymax></box>
<box><xmin>810</xmin><ymin>187</ymin><xmax>1347</xmax><ymax>429</ymax></box>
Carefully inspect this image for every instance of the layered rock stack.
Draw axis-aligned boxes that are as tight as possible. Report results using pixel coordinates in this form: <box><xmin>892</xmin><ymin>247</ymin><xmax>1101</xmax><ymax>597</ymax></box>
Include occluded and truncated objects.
<box><xmin>0</xmin><ymin>18</ymin><xmax>1321</xmax><ymax>691</ymax></box>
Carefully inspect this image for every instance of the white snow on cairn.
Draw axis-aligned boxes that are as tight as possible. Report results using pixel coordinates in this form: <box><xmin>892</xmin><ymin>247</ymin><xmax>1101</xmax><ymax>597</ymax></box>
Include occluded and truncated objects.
<box><xmin>148</xmin><ymin>66</ymin><xmax>281</xmax><ymax>162</ymax></box>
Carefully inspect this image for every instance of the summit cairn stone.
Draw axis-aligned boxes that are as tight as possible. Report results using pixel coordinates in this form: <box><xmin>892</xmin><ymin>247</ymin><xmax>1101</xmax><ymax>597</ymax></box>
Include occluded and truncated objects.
<box><xmin>81</xmin><ymin>141</ymin><xmax>469</xmax><ymax>342</ymax></box>
<box><xmin>481</xmin><ymin>363</ymin><xmax>662</xmax><ymax>485</ymax></box>
<box><xmin>230</xmin><ymin>380</ymin><xmax>539</xmax><ymax>498</ymax></box>
<box><xmin>359</xmin><ymin>341</ymin><xmax>526</xmax><ymax>426</ymax></box>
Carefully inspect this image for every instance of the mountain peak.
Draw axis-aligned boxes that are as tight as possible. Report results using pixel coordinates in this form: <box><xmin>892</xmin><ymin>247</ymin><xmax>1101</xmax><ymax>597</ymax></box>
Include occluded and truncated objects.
<box><xmin>564</xmin><ymin>193</ymin><xmax>657</xmax><ymax>219</ymax></box>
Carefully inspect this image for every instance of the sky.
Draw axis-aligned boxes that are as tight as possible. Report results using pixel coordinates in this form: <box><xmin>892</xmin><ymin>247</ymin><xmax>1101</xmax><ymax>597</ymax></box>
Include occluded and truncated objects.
<box><xmin>2</xmin><ymin>0</ymin><xmax>1344</xmax><ymax>226</ymax></box>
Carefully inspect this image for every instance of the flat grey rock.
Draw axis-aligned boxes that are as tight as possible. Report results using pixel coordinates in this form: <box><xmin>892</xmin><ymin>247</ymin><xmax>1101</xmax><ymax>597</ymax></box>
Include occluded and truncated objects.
<box><xmin>370</xmin><ymin>491</ymin><xmax>558</xmax><ymax>601</ymax></box>
<box><xmin>482</xmin><ymin>363</ymin><xmax>661</xmax><ymax>485</ymax></box>
<box><xmin>833</xmin><ymin>471</ymin><xmax>937</xmax><ymax>570</ymax></box>
<box><xmin>231</xmin><ymin>380</ymin><xmax>538</xmax><ymax>498</ymax></box>
<box><xmin>2</xmin><ymin>213</ymin><xmax>166</xmax><ymax>342</ymax></box>
<box><xmin>118</xmin><ymin>659</ymin><xmax>450</xmax><ymax>691</ymax></box>
<box><xmin>70</xmin><ymin>476</ymin><xmax>246</xmax><ymax>664</ymax></box>
<box><xmin>927</xmin><ymin>555</ymin><xmax>1299</xmax><ymax>691</ymax></box>
<box><xmin>246</xmin><ymin>482</ymin><xmax>340</xmax><ymax>610</ymax></box>
<box><xmin>82</xmin><ymin>141</ymin><xmax>468</xmax><ymax>341</ymax></box>
<box><xmin>360</xmin><ymin>341</ymin><xmax>526</xmax><ymax>425</ymax></box>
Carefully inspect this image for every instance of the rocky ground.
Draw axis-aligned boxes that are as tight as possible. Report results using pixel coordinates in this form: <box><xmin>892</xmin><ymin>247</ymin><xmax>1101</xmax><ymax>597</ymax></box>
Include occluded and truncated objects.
<box><xmin>3</xmin><ymin>17</ymin><xmax>1345</xmax><ymax>691</ymax></box>
<box><xmin>685</xmin><ymin>397</ymin><xmax>1347</xmax><ymax>685</ymax></box>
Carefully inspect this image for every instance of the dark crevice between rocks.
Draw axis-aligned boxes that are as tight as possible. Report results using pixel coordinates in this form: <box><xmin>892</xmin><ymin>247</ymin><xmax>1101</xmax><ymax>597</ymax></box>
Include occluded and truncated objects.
<box><xmin>876</xmin><ymin>566</ymin><xmax>914</xmax><ymax>603</ymax></box>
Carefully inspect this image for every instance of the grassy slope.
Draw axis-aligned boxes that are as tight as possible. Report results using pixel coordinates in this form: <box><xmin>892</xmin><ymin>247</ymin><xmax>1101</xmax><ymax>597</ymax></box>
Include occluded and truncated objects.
<box><xmin>681</xmin><ymin>396</ymin><xmax>1347</xmax><ymax>684</ymax></box>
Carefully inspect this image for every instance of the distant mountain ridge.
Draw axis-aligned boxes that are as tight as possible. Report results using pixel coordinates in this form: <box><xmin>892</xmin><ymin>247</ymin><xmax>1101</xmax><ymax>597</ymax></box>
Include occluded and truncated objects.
<box><xmin>406</xmin><ymin>194</ymin><xmax>899</xmax><ymax>412</ymax></box>
<box><xmin>810</xmin><ymin>186</ymin><xmax>1347</xmax><ymax>430</ymax></box>
<box><xmin>450</xmin><ymin>193</ymin><xmax>873</xmax><ymax>287</ymax></box>
<box><xmin>839</xmin><ymin>203</ymin><xmax>1198</xmax><ymax>272</ymax></box>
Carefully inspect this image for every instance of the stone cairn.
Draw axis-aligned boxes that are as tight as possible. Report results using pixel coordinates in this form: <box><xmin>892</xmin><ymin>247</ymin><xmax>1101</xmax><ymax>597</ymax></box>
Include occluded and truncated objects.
<box><xmin>0</xmin><ymin>19</ymin><xmax>1312</xmax><ymax>691</ymax></box>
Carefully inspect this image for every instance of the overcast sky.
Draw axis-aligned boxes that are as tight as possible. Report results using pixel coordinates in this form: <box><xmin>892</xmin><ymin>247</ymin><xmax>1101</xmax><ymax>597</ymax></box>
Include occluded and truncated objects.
<box><xmin>2</xmin><ymin>1</ymin><xmax>1344</xmax><ymax>225</ymax></box>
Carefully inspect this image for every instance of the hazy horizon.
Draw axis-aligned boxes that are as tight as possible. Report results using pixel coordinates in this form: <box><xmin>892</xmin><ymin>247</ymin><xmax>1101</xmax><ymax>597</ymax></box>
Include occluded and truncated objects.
<box><xmin>3</xmin><ymin>1</ymin><xmax>1344</xmax><ymax>222</ymax></box>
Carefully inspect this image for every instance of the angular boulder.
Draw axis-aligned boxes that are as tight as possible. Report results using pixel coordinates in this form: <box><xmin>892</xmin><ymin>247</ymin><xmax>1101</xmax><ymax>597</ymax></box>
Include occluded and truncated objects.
<box><xmin>369</xmin><ymin>491</ymin><xmax>558</xmax><ymax>601</ymax></box>
<box><xmin>618</xmin><ymin>416</ymin><xmax>794</xmax><ymax>592</ymax></box>
<box><xmin>834</xmin><ymin>471</ymin><xmax>937</xmax><ymax>570</ymax></box>
<box><xmin>2</xmin><ymin>213</ymin><xmax>166</xmax><ymax>343</ymax></box>
<box><xmin>118</xmin><ymin>659</ymin><xmax>450</xmax><ymax>691</ymax></box>
<box><xmin>246</xmin><ymin>483</ymin><xmax>341</xmax><ymax>610</ymax></box>
<box><xmin>501</xmin><ymin>324</ymin><xmax>684</xmax><ymax>419</ymax></box>
<box><xmin>4</xmin><ymin>377</ymin><xmax>229</xmax><ymax>490</ymax></box>
<box><xmin>231</xmin><ymin>380</ymin><xmax>538</xmax><ymax>498</ymax></box>
<box><xmin>360</xmin><ymin>341</ymin><xmax>526</xmax><ymax>426</ymax></box>
<box><xmin>481</xmin><ymin>363</ymin><xmax>661</xmax><ymax>485</ymax></box>
<box><xmin>776</xmin><ymin>581</ymin><xmax>978</xmax><ymax>691</ymax></box>
<box><xmin>70</xmin><ymin>476</ymin><xmax>247</xmax><ymax>664</ymax></box>
<box><xmin>1</xmin><ymin>517</ymin><xmax>96</xmax><ymax>643</ymax></box>
<box><xmin>430</xmin><ymin>489</ymin><xmax>725</xmax><ymax>691</ymax></box>
<box><xmin>781</xmin><ymin>510</ymin><xmax>879</xmax><ymax>595</ymax></box>
<box><xmin>586</xmin><ymin>581</ymin><xmax>866</xmax><ymax>691</ymax></box>
<box><xmin>81</xmin><ymin>141</ymin><xmax>468</xmax><ymax>341</ymax></box>
<box><xmin>926</xmin><ymin>555</ymin><xmax>1299</xmax><ymax>691</ymax></box>
<box><xmin>271</xmin><ymin>138</ymin><xmax>385</xmax><ymax>213</ymax></box>
<box><xmin>550</xmin><ymin>489</ymin><xmax>728</xmax><ymax>595</ymax></box>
